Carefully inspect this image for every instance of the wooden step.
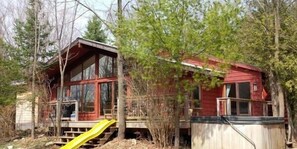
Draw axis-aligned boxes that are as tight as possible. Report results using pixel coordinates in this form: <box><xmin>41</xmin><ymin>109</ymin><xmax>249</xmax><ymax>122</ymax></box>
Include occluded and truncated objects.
<box><xmin>64</xmin><ymin>131</ymin><xmax>86</xmax><ymax>134</ymax></box>
<box><xmin>109</xmin><ymin>126</ymin><xmax>118</xmax><ymax>132</ymax></box>
<box><xmin>104</xmin><ymin>132</ymin><xmax>113</xmax><ymax>138</ymax></box>
<box><xmin>99</xmin><ymin>138</ymin><xmax>108</xmax><ymax>145</ymax></box>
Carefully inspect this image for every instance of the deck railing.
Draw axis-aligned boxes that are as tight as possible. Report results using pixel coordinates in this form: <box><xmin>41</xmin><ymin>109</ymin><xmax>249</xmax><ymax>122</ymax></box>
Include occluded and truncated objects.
<box><xmin>125</xmin><ymin>95</ymin><xmax>183</xmax><ymax>120</ymax></box>
<box><xmin>216</xmin><ymin>97</ymin><xmax>272</xmax><ymax>116</ymax></box>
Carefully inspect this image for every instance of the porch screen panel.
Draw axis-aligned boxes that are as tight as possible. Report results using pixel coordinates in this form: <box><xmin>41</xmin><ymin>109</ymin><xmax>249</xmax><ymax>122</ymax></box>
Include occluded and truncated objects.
<box><xmin>99</xmin><ymin>55</ymin><xmax>116</xmax><ymax>78</ymax></box>
<box><xmin>83</xmin><ymin>56</ymin><xmax>95</xmax><ymax>80</ymax></box>
<box><xmin>83</xmin><ymin>84</ymin><xmax>95</xmax><ymax>112</ymax></box>
<box><xmin>100</xmin><ymin>82</ymin><xmax>112</xmax><ymax>115</ymax></box>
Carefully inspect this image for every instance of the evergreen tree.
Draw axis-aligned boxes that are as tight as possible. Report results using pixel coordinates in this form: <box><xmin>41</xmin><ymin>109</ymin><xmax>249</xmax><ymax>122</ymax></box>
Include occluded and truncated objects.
<box><xmin>13</xmin><ymin>0</ymin><xmax>54</xmax><ymax>76</ymax></box>
<box><xmin>83</xmin><ymin>15</ymin><xmax>107</xmax><ymax>42</ymax></box>
<box><xmin>238</xmin><ymin>0</ymin><xmax>297</xmax><ymax>141</ymax></box>
<box><xmin>13</xmin><ymin>0</ymin><xmax>54</xmax><ymax>138</ymax></box>
<box><xmin>0</xmin><ymin>38</ymin><xmax>22</xmax><ymax>105</ymax></box>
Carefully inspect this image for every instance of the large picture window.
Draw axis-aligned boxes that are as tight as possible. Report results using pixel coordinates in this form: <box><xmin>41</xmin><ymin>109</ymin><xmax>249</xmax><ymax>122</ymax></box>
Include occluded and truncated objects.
<box><xmin>70</xmin><ymin>85</ymin><xmax>81</xmax><ymax>100</ymax></box>
<box><xmin>83</xmin><ymin>56</ymin><xmax>95</xmax><ymax>80</ymax></box>
<box><xmin>70</xmin><ymin>84</ymin><xmax>95</xmax><ymax>112</ymax></box>
<box><xmin>70</xmin><ymin>65</ymin><xmax>82</xmax><ymax>81</ymax></box>
<box><xmin>99</xmin><ymin>54</ymin><xmax>116</xmax><ymax>78</ymax></box>
<box><xmin>100</xmin><ymin>82</ymin><xmax>112</xmax><ymax>115</ymax></box>
<box><xmin>82</xmin><ymin>84</ymin><xmax>95</xmax><ymax>112</ymax></box>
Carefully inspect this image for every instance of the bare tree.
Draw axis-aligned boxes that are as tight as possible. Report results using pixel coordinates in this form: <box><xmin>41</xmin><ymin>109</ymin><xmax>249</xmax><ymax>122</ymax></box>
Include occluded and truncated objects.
<box><xmin>53</xmin><ymin>0</ymin><xmax>78</xmax><ymax>136</ymax></box>
<box><xmin>30</xmin><ymin>0</ymin><xmax>40</xmax><ymax>138</ymax></box>
<box><xmin>74</xmin><ymin>0</ymin><xmax>127</xmax><ymax>139</ymax></box>
<box><xmin>117</xmin><ymin>0</ymin><xmax>126</xmax><ymax>140</ymax></box>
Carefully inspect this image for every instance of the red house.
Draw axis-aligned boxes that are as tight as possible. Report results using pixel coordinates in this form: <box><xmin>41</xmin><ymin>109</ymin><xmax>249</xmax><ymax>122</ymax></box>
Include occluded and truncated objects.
<box><xmin>45</xmin><ymin>38</ymin><xmax>284</xmax><ymax>148</ymax></box>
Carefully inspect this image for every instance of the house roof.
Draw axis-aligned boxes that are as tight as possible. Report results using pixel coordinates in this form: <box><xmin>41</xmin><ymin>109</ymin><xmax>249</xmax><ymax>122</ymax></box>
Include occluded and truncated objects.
<box><xmin>45</xmin><ymin>37</ymin><xmax>262</xmax><ymax>78</ymax></box>
<box><xmin>45</xmin><ymin>38</ymin><xmax>117</xmax><ymax>77</ymax></box>
<box><xmin>47</xmin><ymin>37</ymin><xmax>117</xmax><ymax>65</ymax></box>
<box><xmin>208</xmin><ymin>57</ymin><xmax>263</xmax><ymax>72</ymax></box>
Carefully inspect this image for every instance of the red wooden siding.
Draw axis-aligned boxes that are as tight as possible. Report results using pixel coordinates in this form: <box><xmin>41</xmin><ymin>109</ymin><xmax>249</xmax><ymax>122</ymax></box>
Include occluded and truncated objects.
<box><xmin>199</xmin><ymin>86</ymin><xmax>222</xmax><ymax>116</ymax></box>
<box><xmin>224</xmin><ymin>66</ymin><xmax>264</xmax><ymax>100</ymax></box>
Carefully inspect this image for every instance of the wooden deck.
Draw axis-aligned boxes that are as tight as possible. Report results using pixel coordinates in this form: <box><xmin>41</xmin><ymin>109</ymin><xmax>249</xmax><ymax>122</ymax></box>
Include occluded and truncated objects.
<box><xmin>48</xmin><ymin>119</ymin><xmax>191</xmax><ymax>129</ymax></box>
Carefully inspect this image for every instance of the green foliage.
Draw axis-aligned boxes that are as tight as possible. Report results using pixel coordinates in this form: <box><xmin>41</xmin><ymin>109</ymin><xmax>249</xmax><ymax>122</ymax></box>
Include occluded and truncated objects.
<box><xmin>238</xmin><ymin>1</ymin><xmax>297</xmax><ymax>97</ymax></box>
<box><xmin>0</xmin><ymin>39</ymin><xmax>23</xmax><ymax>105</ymax></box>
<box><xmin>120</xmin><ymin>1</ymin><xmax>242</xmax><ymax>146</ymax></box>
<box><xmin>121</xmin><ymin>0</ymin><xmax>242</xmax><ymax>92</ymax></box>
<box><xmin>83</xmin><ymin>15</ymin><xmax>107</xmax><ymax>43</ymax></box>
<box><xmin>13</xmin><ymin>0</ymin><xmax>54</xmax><ymax>76</ymax></box>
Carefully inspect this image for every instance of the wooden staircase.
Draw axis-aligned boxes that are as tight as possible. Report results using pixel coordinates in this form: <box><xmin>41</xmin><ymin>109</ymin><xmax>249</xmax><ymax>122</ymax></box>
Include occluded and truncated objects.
<box><xmin>54</xmin><ymin>125</ymin><xmax>118</xmax><ymax>148</ymax></box>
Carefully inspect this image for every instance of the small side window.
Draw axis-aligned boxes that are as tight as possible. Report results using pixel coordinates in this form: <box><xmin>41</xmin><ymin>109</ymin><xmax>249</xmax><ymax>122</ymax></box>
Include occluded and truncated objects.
<box><xmin>193</xmin><ymin>86</ymin><xmax>201</xmax><ymax>108</ymax></box>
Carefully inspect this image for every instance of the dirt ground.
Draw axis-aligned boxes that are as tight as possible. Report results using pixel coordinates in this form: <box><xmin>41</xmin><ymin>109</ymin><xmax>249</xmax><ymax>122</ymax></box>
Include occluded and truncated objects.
<box><xmin>0</xmin><ymin>136</ymin><xmax>169</xmax><ymax>149</ymax></box>
<box><xmin>0</xmin><ymin>136</ymin><xmax>59</xmax><ymax>149</ymax></box>
<box><xmin>97</xmin><ymin>138</ymin><xmax>169</xmax><ymax>149</ymax></box>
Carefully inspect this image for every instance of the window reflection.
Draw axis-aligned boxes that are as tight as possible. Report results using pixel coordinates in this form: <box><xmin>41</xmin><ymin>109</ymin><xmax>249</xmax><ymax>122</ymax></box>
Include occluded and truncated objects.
<box><xmin>83</xmin><ymin>84</ymin><xmax>94</xmax><ymax>112</ymax></box>
<box><xmin>83</xmin><ymin>56</ymin><xmax>95</xmax><ymax>80</ymax></box>
<box><xmin>100</xmin><ymin>82</ymin><xmax>112</xmax><ymax>115</ymax></box>
<box><xmin>99</xmin><ymin>54</ymin><xmax>116</xmax><ymax>78</ymax></box>
<box><xmin>70</xmin><ymin>85</ymin><xmax>81</xmax><ymax>100</ymax></box>
<box><xmin>71</xmin><ymin>65</ymin><xmax>82</xmax><ymax>81</ymax></box>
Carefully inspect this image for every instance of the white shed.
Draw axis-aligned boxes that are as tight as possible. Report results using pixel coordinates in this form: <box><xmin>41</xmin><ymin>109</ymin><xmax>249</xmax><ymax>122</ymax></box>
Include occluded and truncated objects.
<box><xmin>15</xmin><ymin>92</ymin><xmax>38</xmax><ymax>130</ymax></box>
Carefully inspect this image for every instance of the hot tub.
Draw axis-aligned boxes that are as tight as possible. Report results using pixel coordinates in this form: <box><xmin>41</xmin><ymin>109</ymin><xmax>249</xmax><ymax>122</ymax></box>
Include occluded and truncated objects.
<box><xmin>191</xmin><ymin>116</ymin><xmax>285</xmax><ymax>149</ymax></box>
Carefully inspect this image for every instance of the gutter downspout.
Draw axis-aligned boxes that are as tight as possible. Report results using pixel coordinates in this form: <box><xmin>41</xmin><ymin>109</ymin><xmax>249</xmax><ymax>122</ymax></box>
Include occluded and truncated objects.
<box><xmin>221</xmin><ymin>116</ymin><xmax>256</xmax><ymax>149</ymax></box>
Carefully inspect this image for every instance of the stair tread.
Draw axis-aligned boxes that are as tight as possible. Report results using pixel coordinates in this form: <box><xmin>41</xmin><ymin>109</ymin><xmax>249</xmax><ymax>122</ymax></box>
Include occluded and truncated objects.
<box><xmin>64</xmin><ymin>131</ymin><xmax>86</xmax><ymax>133</ymax></box>
<box><xmin>100</xmin><ymin>138</ymin><xmax>108</xmax><ymax>141</ymax></box>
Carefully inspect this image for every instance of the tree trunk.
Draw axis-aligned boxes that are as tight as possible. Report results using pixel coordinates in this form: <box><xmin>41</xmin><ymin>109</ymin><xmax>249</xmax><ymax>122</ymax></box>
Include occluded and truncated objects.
<box><xmin>174</xmin><ymin>99</ymin><xmax>180</xmax><ymax>149</ymax></box>
<box><xmin>277</xmin><ymin>80</ymin><xmax>285</xmax><ymax>117</ymax></box>
<box><xmin>269</xmin><ymin>71</ymin><xmax>279</xmax><ymax>116</ymax></box>
<box><xmin>31</xmin><ymin>95</ymin><xmax>35</xmax><ymax>139</ymax></box>
<box><xmin>56</xmin><ymin>76</ymin><xmax>64</xmax><ymax>136</ymax></box>
<box><xmin>271</xmin><ymin>0</ymin><xmax>285</xmax><ymax>117</ymax></box>
<box><xmin>285</xmin><ymin>95</ymin><xmax>293</xmax><ymax>143</ymax></box>
<box><xmin>31</xmin><ymin>0</ymin><xmax>39</xmax><ymax>138</ymax></box>
<box><xmin>117</xmin><ymin>0</ymin><xmax>125</xmax><ymax>140</ymax></box>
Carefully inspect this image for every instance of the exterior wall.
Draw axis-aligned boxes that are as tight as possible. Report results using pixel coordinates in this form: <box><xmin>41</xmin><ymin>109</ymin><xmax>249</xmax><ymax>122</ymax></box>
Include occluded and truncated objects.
<box><xmin>200</xmin><ymin>87</ymin><xmax>222</xmax><ymax>116</ymax></box>
<box><xmin>184</xmin><ymin>58</ymin><xmax>266</xmax><ymax>117</ymax></box>
<box><xmin>197</xmin><ymin>66</ymin><xmax>264</xmax><ymax>117</ymax></box>
<box><xmin>224</xmin><ymin>66</ymin><xmax>263</xmax><ymax>100</ymax></box>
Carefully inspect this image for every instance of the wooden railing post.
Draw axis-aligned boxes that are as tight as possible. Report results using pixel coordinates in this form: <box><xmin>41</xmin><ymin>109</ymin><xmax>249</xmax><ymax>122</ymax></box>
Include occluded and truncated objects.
<box><xmin>216</xmin><ymin>98</ymin><xmax>220</xmax><ymax>116</ymax></box>
<box><xmin>75</xmin><ymin>100</ymin><xmax>79</xmax><ymax>121</ymax></box>
<box><xmin>227</xmin><ymin>98</ymin><xmax>231</xmax><ymax>116</ymax></box>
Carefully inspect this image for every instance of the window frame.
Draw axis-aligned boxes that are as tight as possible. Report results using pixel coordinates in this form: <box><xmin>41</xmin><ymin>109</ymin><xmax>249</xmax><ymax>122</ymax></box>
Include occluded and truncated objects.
<box><xmin>224</xmin><ymin>82</ymin><xmax>251</xmax><ymax>116</ymax></box>
<box><xmin>191</xmin><ymin>86</ymin><xmax>201</xmax><ymax>109</ymax></box>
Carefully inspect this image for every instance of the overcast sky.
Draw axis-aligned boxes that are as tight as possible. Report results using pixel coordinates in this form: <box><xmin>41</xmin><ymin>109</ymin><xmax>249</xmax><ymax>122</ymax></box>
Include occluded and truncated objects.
<box><xmin>0</xmin><ymin>0</ymin><xmax>123</xmax><ymax>44</ymax></box>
